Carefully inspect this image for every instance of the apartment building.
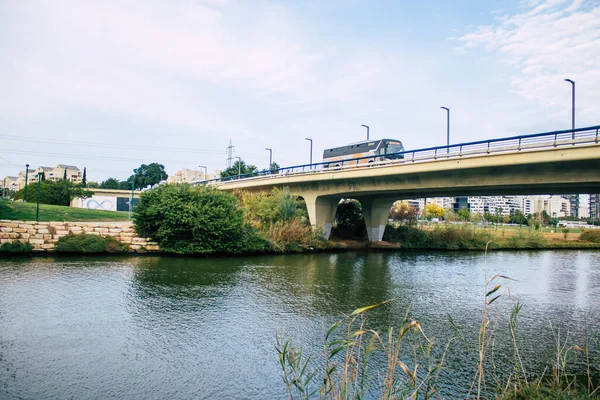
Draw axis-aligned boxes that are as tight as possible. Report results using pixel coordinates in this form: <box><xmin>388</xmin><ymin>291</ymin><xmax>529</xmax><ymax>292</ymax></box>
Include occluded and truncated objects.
<box><xmin>533</xmin><ymin>196</ymin><xmax>571</xmax><ymax>218</ymax></box>
<box><xmin>4</xmin><ymin>164</ymin><xmax>82</xmax><ymax>190</ymax></box>
<box><xmin>590</xmin><ymin>194</ymin><xmax>600</xmax><ymax>220</ymax></box>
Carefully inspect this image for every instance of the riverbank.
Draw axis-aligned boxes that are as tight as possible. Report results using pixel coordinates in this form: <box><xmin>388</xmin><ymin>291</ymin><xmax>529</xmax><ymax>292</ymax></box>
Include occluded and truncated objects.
<box><xmin>2</xmin><ymin>218</ymin><xmax>600</xmax><ymax>255</ymax></box>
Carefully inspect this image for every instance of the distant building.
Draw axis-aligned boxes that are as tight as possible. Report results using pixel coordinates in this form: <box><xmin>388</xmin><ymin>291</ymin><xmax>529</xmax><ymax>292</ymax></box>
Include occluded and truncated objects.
<box><xmin>4</xmin><ymin>164</ymin><xmax>82</xmax><ymax>190</ymax></box>
<box><xmin>167</xmin><ymin>168</ymin><xmax>218</xmax><ymax>184</ymax></box>
<box><xmin>534</xmin><ymin>196</ymin><xmax>571</xmax><ymax>218</ymax></box>
<box><xmin>590</xmin><ymin>194</ymin><xmax>600</xmax><ymax>220</ymax></box>
<box><xmin>562</xmin><ymin>194</ymin><xmax>580</xmax><ymax>217</ymax></box>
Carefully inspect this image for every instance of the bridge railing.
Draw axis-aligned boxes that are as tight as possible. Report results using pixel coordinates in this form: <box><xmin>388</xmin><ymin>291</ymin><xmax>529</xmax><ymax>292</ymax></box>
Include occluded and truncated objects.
<box><xmin>196</xmin><ymin>125</ymin><xmax>600</xmax><ymax>185</ymax></box>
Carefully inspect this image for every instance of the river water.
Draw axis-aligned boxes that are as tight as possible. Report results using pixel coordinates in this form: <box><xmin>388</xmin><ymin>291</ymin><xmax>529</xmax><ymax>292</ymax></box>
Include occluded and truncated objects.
<box><xmin>1</xmin><ymin>250</ymin><xmax>599</xmax><ymax>399</ymax></box>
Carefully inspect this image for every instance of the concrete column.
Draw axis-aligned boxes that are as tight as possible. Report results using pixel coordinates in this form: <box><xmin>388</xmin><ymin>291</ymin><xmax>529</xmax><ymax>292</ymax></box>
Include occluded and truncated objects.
<box><xmin>303</xmin><ymin>194</ymin><xmax>340</xmax><ymax>239</ymax></box>
<box><xmin>357</xmin><ymin>196</ymin><xmax>396</xmax><ymax>242</ymax></box>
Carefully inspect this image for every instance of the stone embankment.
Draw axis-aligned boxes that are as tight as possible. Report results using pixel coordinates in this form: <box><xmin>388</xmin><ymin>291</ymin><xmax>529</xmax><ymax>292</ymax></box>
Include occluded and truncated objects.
<box><xmin>0</xmin><ymin>220</ymin><xmax>159</xmax><ymax>253</ymax></box>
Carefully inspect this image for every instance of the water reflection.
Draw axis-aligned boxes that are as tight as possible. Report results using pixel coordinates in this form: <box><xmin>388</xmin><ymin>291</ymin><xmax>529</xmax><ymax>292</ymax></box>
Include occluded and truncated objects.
<box><xmin>0</xmin><ymin>250</ymin><xmax>599</xmax><ymax>399</ymax></box>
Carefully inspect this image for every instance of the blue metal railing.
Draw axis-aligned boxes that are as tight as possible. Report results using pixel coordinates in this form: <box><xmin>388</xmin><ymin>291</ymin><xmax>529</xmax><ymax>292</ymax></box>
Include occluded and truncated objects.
<box><xmin>196</xmin><ymin>125</ymin><xmax>600</xmax><ymax>185</ymax></box>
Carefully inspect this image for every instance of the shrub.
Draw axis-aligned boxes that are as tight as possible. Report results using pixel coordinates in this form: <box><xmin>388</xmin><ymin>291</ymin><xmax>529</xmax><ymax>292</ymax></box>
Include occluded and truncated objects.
<box><xmin>55</xmin><ymin>233</ymin><xmax>129</xmax><ymax>253</ymax></box>
<box><xmin>579</xmin><ymin>229</ymin><xmax>600</xmax><ymax>243</ymax></box>
<box><xmin>134</xmin><ymin>184</ymin><xmax>268</xmax><ymax>254</ymax></box>
<box><xmin>262</xmin><ymin>218</ymin><xmax>326</xmax><ymax>252</ymax></box>
<box><xmin>0</xmin><ymin>241</ymin><xmax>34</xmax><ymax>253</ymax></box>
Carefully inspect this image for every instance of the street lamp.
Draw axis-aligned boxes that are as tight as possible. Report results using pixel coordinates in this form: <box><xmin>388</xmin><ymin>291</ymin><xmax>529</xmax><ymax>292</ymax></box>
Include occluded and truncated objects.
<box><xmin>198</xmin><ymin>165</ymin><xmax>207</xmax><ymax>182</ymax></box>
<box><xmin>236</xmin><ymin>156</ymin><xmax>242</xmax><ymax>179</ymax></box>
<box><xmin>361</xmin><ymin>124</ymin><xmax>370</xmax><ymax>140</ymax></box>
<box><xmin>24</xmin><ymin>163</ymin><xmax>30</xmax><ymax>201</ymax></box>
<box><xmin>35</xmin><ymin>172</ymin><xmax>42</xmax><ymax>222</ymax></box>
<box><xmin>564</xmin><ymin>78</ymin><xmax>575</xmax><ymax>139</ymax></box>
<box><xmin>440</xmin><ymin>106</ymin><xmax>450</xmax><ymax>153</ymax></box>
<box><xmin>265</xmin><ymin>148</ymin><xmax>272</xmax><ymax>170</ymax></box>
<box><xmin>305</xmin><ymin>138</ymin><xmax>313</xmax><ymax>167</ymax></box>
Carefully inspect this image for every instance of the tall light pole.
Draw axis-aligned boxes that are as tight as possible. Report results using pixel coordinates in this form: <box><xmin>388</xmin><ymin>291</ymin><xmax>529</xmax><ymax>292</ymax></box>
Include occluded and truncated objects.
<box><xmin>441</xmin><ymin>106</ymin><xmax>450</xmax><ymax>153</ymax></box>
<box><xmin>236</xmin><ymin>156</ymin><xmax>242</xmax><ymax>179</ymax></box>
<box><xmin>361</xmin><ymin>124</ymin><xmax>370</xmax><ymax>140</ymax></box>
<box><xmin>198</xmin><ymin>165</ymin><xmax>207</xmax><ymax>182</ymax></box>
<box><xmin>24</xmin><ymin>163</ymin><xmax>30</xmax><ymax>201</ymax></box>
<box><xmin>265</xmin><ymin>148</ymin><xmax>272</xmax><ymax>170</ymax></box>
<box><xmin>565</xmin><ymin>78</ymin><xmax>575</xmax><ymax>139</ymax></box>
<box><xmin>305</xmin><ymin>138</ymin><xmax>313</xmax><ymax>166</ymax></box>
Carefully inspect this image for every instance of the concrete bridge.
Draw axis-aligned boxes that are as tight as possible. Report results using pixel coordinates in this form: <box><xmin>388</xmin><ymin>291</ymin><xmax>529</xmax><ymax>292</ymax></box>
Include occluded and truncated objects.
<box><xmin>209</xmin><ymin>126</ymin><xmax>600</xmax><ymax>241</ymax></box>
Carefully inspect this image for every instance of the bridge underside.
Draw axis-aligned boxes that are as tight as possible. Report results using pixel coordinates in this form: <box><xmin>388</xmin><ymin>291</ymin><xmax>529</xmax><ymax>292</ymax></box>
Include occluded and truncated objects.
<box><xmin>218</xmin><ymin>145</ymin><xmax>600</xmax><ymax>241</ymax></box>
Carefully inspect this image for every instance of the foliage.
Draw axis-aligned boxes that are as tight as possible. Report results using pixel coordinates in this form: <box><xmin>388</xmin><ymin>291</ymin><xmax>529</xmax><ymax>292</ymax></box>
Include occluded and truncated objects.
<box><xmin>0</xmin><ymin>241</ymin><xmax>33</xmax><ymax>253</ymax></box>
<box><xmin>100</xmin><ymin>178</ymin><xmax>121</xmax><ymax>189</ymax></box>
<box><xmin>457</xmin><ymin>207</ymin><xmax>471</xmax><ymax>222</ymax></box>
<box><xmin>219</xmin><ymin>160</ymin><xmax>258</xmax><ymax>180</ymax></box>
<box><xmin>237</xmin><ymin>188</ymin><xmax>305</xmax><ymax>227</ymax></box>
<box><xmin>55</xmin><ymin>233</ymin><xmax>129</xmax><ymax>253</ymax></box>
<box><xmin>134</xmin><ymin>183</ymin><xmax>268</xmax><ymax>254</ymax></box>
<box><xmin>562</xmin><ymin>228</ymin><xmax>570</xmax><ymax>239</ymax></box>
<box><xmin>129</xmin><ymin>163</ymin><xmax>168</xmax><ymax>190</ymax></box>
<box><xmin>269</xmin><ymin>162</ymin><xmax>280</xmax><ymax>174</ymax></box>
<box><xmin>82</xmin><ymin>167</ymin><xmax>87</xmax><ymax>186</ymax></box>
<box><xmin>333</xmin><ymin>199</ymin><xmax>367</xmax><ymax>239</ymax></box>
<box><xmin>390</xmin><ymin>201</ymin><xmax>419</xmax><ymax>226</ymax></box>
<box><xmin>263</xmin><ymin>218</ymin><xmax>327</xmax><ymax>252</ymax></box>
<box><xmin>425</xmin><ymin>203</ymin><xmax>445</xmax><ymax>220</ymax></box>
<box><xmin>14</xmin><ymin>180</ymin><xmax>93</xmax><ymax>206</ymax></box>
<box><xmin>0</xmin><ymin>198</ymin><xmax>129</xmax><ymax>222</ymax></box>
<box><xmin>579</xmin><ymin>229</ymin><xmax>600</xmax><ymax>243</ymax></box>
<box><xmin>87</xmin><ymin>181</ymin><xmax>99</xmax><ymax>188</ymax></box>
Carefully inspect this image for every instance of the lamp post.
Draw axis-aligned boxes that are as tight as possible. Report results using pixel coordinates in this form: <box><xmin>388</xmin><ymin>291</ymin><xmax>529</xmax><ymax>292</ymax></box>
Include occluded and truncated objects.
<box><xmin>236</xmin><ymin>156</ymin><xmax>242</xmax><ymax>179</ymax></box>
<box><xmin>305</xmin><ymin>138</ymin><xmax>313</xmax><ymax>167</ymax></box>
<box><xmin>361</xmin><ymin>124</ymin><xmax>370</xmax><ymax>140</ymax></box>
<box><xmin>24</xmin><ymin>163</ymin><xmax>30</xmax><ymax>201</ymax></box>
<box><xmin>129</xmin><ymin>180</ymin><xmax>135</xmax><ymax>220</ymax></box>
<box><xmin>265</xmin><ymin>148</ymin><xmax>272</xmax><ymax>170</ymax></box>
<box><xmin>35</xmin><ymin>172</ymin><xmax>42</xmax><ymax>222</ymax></box>
<box><xmin>198</xmin><ymin>165</ymin><xmax>207</xmax><ymax>182</ymax></box>
<box><xmin>564</xmin><ymin>78</ymin><xmax>575</xmax><ymax>139</ymax></box>
<box><xmin>440</xmin><ymin>106</ymin><xmax>450</xmax><ymax>153</ymax></box>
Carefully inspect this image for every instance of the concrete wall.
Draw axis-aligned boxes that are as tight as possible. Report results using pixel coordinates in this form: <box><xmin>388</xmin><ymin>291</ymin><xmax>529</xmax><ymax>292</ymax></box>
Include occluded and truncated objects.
<box><xmin>0</xmin><ymin>220</ymin><xmax>159</xmax><ymax>253</ymax></box>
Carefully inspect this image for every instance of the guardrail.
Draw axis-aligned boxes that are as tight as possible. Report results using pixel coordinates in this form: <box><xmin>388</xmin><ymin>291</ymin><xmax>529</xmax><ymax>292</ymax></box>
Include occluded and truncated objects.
<box><xmin>195</xmin><ymin>125</ymin><xmax>600</xmax><ymax>186</ymax></box>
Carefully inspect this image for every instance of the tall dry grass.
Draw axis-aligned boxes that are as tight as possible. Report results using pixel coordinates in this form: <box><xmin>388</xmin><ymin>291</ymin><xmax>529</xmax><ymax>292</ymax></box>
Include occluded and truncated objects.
<box><xmin>276</xmin><ymin>246</ymin><xmax>600</xmax><ymax>399</ymax></box>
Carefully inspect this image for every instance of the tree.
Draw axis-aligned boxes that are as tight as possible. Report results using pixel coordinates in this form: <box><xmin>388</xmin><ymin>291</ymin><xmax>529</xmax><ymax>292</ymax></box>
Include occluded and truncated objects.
<box><xmin>134</xmin><ymin>184</ymin><xmax>268</xmax><ymax>254</ymax></box>
<box><xmin>100</xmin><ymin>178</ymin><xmax>120</xmax><ymax>189</ymax></box>
<box><xmin>333</xmin><ymin>199</ymin><xmax>367</xmax><ymax>239</ymax></box>
<box><xmin>63</xmin><ymin>168</ymin><xmax>67</xmax><ymax>180</ymax></box>
<box><xmin>82</xmin><ymin>167</ymin><xmax>87</xmax><ymax>186</ymax></box>
<box><xmin>14</xmin><ymin>180</ymin><xmax>92</xmax><ymax>206</ymax></box>
<box><xmin>220</xmin><ymin>160</ymin><xmax>258</xmax><ymax>180</ymax></box>
<box><xmin>425</xmin><ymin>203</ymin><xmax>445</xmax><ymax>220</ymax></box>
<box><xmin>457</xmin><ymin>207</ymin><xmax>471</xmax><ymax>222</ymax></box>
<box><xmin>390</xmin><ymin>201</ymin><xmax>419</xmax><ymax>226</ymax></box>
<box><xmin>130</xmin><ymin>163</ymin><xmax>168</xmax><ymax>190</ymax></box>
<box><xmin>87</xmin><ymin>181</ymin><xmax>99</xmax><ymax>188</ymax></box>
<box><xmin>270</xmin><ymin>162</ymin><xmax>280</xmax><ymax>174</ymax></box>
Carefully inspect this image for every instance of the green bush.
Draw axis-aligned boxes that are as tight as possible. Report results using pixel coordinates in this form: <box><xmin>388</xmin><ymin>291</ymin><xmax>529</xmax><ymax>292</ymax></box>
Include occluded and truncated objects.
<box><xmin>55</xmin><ymin>233</ymin><xmax>129</xmax><ymax>253</ymax></box>
<box><xmin>14</xmin><ymin>180</ymin><xmax>92</xmax><ymax>206</ymax></box>
<box><xmin>134</xmin><ymin>184</ymin><xmax>269</xmax><ymax>254</ymax></box>
<box><xmin>579</xmin><ymin>229</ymin><xmax>600</xmax><ymax>243</ymax></box>
<box><xmin>332</xmin><ymin>199</ymin><xmax>367</xmax><ymax>240</ymax></box>
<box><xmin>0</xmin><ymin>241</ymin><xmax>34</xmax><ymax>253</ymax></box>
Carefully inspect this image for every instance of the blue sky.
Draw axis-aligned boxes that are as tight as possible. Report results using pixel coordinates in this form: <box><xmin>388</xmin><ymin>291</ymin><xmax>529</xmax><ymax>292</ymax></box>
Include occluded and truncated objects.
<box><xmin>1</xmin><ymin>0</ymin><xmax>599</xmax><ymax>182</ymax></box>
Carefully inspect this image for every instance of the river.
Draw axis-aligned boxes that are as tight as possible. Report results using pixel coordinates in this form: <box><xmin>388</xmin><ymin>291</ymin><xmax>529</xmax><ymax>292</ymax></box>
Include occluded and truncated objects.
<box><xmin>1</xmin><ymin>250</ymin><xmax>599</xmax><ymax>399</ymax></box>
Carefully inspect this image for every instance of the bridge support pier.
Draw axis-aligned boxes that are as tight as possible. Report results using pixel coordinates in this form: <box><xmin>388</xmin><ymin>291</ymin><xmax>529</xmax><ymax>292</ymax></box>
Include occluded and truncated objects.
<box><xmin>303</xmin><ymin>195</ymin><xmax>341</xmax><ymax>240</ymax></box>
<box><xmin>356</xmin><ymin>196</ymin><xmax>396</xmax><ymax>242</ymax></box>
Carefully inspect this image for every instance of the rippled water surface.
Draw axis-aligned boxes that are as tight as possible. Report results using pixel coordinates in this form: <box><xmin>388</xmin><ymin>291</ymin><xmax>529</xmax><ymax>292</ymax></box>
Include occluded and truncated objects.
<box><xmin>1</xmin><ymin>250</ymin><xmax>599</xmax><ymax>399</ymax></box>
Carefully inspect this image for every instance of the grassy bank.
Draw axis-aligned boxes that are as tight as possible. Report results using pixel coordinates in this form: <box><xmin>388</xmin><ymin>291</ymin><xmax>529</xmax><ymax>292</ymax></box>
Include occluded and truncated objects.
<box><xmin>0</xmin><ymin>199</ymin><xmax>130</xmax><ymax>222</ymax></box>
<box><xmin>383</xmin><ymin>223</ymin><xmax>600</xmax><ymax>250</ymax></box>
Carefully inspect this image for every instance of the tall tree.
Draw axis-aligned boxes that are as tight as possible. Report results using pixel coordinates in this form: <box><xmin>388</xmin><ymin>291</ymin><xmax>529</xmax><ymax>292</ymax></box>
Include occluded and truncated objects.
<box><xmin>129</xmin><ymin>163</ymin><xmax>168</xmax><ymax>190</ymax></box>
<box><xmin>63</xmin><ymin>168</ymin><xmax>67</xmax><ymax>180</ymax></box>
<box><xmin>82</xmin><ymin>167</ymin><xmax>87</xmax><ymax>186</ymax></box>
<box><xmin>220</xmin><ymin>160</ymin><xmax>258</xmax><ymax>179</ymax></box>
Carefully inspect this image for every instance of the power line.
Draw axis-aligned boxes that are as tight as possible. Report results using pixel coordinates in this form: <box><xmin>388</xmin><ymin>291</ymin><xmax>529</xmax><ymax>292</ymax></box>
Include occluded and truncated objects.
<box><xmin>0</xmin><ymin>134</ymin><xmax>262</xmax><ymax>157</ymax></box>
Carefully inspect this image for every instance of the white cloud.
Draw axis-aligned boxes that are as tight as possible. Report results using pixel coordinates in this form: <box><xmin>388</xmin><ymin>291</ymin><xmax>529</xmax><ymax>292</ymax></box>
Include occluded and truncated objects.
<box><xmin>456</xmin><ymin>0</ymin><xmax>600</xmax><ymax>127</ymax></box>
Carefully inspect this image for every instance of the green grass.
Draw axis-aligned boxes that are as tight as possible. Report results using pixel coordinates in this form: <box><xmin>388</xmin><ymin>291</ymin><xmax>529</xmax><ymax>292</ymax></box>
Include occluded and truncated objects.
<box><xmin>0</xmin><ymin>199</ymin><xmax>131</xmax><ymax>222</ymax></box>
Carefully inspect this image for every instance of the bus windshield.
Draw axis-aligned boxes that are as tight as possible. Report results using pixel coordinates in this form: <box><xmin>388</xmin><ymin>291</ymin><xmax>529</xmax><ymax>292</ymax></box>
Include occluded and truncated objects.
<box><xmin>386</xmin><ymin>141</ymin><xmax>403</xmax><ymax>155</ymax></box>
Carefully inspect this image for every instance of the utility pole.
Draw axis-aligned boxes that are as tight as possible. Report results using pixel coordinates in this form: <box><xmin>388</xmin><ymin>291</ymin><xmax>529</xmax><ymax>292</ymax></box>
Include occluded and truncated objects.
<box><xmin>35</xmin><ymin>172</ymin><xmax>42</xmax><ymax>221</ymax></box>
<box><xmin>236</xmin><ymin>156</ymin><xmax>242</xmax><ymax>179</ymax></box>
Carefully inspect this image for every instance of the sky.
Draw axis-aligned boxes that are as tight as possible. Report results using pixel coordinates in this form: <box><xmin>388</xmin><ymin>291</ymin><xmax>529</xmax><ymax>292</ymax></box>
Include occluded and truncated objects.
<box><xmin>1</xmin><ymin>0</ymin><xmax>599</xmax><ymax>183</ymax></box>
